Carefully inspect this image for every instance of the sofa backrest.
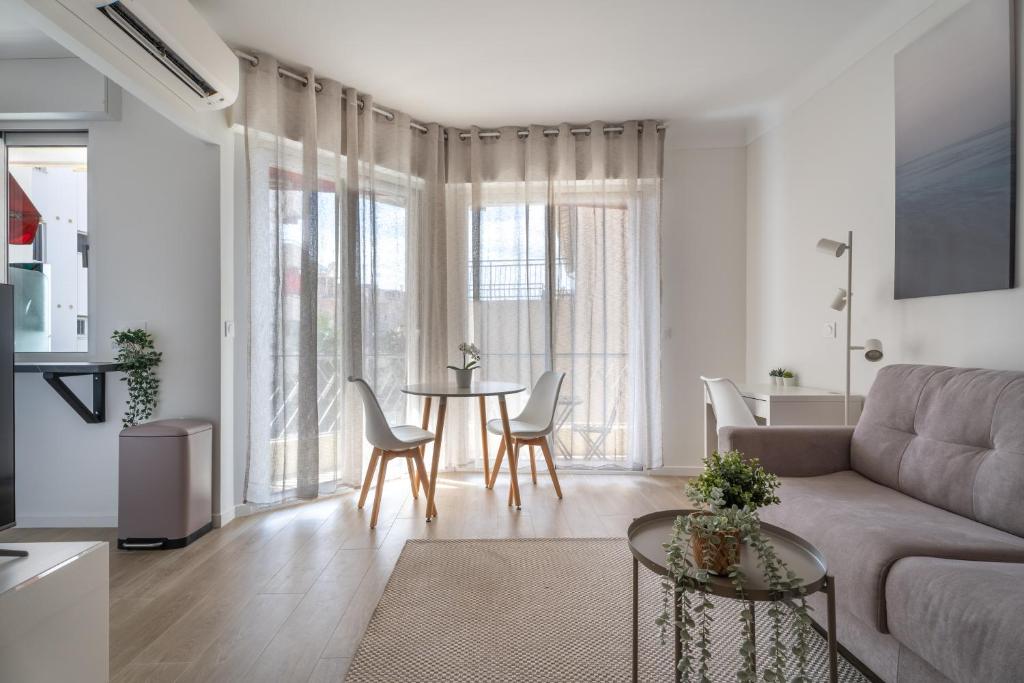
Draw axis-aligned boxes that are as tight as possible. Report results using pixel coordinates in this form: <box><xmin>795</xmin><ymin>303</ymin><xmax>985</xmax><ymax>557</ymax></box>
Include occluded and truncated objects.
<box><xmin>852</xmin><ymin>364</ymin><xmax>1024</xmax><ymax>537</ymax></box>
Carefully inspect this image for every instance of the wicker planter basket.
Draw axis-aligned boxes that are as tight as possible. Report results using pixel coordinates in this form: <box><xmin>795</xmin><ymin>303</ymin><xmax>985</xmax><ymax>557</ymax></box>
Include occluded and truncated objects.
<box><xmin>689</xmin><ymin>514</ymin><xmax>742</xmax><ymax>575</ymax></box>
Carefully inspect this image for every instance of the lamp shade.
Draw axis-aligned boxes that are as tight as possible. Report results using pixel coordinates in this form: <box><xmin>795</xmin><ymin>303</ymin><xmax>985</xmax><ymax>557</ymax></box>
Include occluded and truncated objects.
<box><xmin>816</xmin><ymin>238</ymin><xmax>848</xmax><ymax>257</ymax></box>
<box><xmin>829</xmin><ymin>288</ymin><xmax>848</xmax><ymax>311</ymax></box>
<box><xmin>863</xmin><ymin>338</ymin><xmax>884</xmax><ymax>362</ymax></box>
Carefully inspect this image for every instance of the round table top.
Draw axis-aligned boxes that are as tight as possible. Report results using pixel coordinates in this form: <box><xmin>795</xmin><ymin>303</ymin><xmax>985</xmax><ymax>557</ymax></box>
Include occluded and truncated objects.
<box><xmin>627</xmin><ymin>509</ymin><xmax>828</xmax><ymax>601</ymax></box>
<box><xmin>401</xmin><ymin>381</ymin><xmax>526</xmax><ymax>398</ymax></box>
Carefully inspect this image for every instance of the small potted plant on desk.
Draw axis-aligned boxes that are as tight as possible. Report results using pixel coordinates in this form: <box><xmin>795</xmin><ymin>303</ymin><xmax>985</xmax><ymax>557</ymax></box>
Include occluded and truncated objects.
<box><xmin>768</xmin><ymin>367</ymin><xmax>785</xmax><ymax>386</ymax></box>
<box><xmin>782</xmin><ymin>370</ymin><xmax>797</xmax><ymax>387</ymax></box>
<box><xmin>659</xmin><ymin>450</ymin><xmax>815</xmax><ymax>680</ymax></box>
<box><xmin>448</xmin><ymin>342</ymin><xmax>481</xmax><ymax>389</ymax></box>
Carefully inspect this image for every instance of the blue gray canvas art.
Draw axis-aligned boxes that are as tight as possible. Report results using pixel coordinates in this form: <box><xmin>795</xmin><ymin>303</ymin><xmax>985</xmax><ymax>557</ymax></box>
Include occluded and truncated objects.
<box><xmin>894</xmin><ymin>0</ymin><xmax>1015</xmax><ymax>299</ymax></box>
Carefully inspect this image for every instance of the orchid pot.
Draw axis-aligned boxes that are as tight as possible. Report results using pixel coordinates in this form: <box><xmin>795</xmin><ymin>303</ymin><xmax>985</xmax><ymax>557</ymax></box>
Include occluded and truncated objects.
<box><xmin>452</xmin><ymin>366</ymin><xmax>476</xmax><ymax>388</ymax></box>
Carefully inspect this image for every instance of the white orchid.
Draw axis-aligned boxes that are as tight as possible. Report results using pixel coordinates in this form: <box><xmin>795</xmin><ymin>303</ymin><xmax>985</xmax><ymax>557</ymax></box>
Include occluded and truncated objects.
<box><xmin>450</xmin><ymin>341</ymin><xmax>481</xmax><ymax>370</ymax></box>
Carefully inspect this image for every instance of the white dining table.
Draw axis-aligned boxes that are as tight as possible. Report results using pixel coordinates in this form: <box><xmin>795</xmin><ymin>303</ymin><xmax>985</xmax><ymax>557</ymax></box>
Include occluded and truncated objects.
<box><xmin>401</xmin><ymin>381</ymin><xmax>526</xmax><ymax>521</ymax></box>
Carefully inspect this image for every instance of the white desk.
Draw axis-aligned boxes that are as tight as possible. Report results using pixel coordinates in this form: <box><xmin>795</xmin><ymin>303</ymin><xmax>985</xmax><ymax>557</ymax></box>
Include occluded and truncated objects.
<box><xmin>704</xmin><ymin>383</ymin><xmax>863</xmax><ymax>458</ymax></box>
<box><xmin>0</xmin><ymin>541</ymin><xmax>108</xmax><ymax>683</ymax></box>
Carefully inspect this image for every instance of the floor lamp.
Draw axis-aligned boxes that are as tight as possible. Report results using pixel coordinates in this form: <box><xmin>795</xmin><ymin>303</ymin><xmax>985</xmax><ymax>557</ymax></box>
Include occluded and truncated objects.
<box><xmin>816</xmin><ymin>230</ymin><xmax>884</xmax><ymax>425</ymax></box>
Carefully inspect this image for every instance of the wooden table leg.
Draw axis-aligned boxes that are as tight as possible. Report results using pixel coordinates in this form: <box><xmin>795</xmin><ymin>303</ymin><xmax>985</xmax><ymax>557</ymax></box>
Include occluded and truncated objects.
<box><xmin>420</xmin><ymin>397</ymin><xmax>435</xmax><ymax>516</ymax></box>
<box><xmin>478</xmin><ymin>396</ymin><xmax>490</xmax><ymax>486</ymax></box>
<box><xmin>498</xmin><ymin>395</ymin><xmax>521</xmax><ymax>509</ymax></box>
<box><xmin>425</xmin><ymin>396</ymin><xmax>447</xmax><ymax>522</ymax></box>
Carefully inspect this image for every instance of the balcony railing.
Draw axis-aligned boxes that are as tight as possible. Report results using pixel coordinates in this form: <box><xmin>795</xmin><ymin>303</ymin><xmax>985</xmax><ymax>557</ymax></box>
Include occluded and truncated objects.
<box><xmin>470</xmin><ymin>258</ymin><xmax>572</xmax><ymax>301</ymax></box>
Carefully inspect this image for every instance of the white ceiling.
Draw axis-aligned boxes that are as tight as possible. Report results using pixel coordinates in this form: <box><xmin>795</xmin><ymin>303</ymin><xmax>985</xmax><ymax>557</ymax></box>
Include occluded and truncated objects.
<box><xmin>192</xmin><ymin>0</ymin><xmax>935</xmax><ymax>131</ymax></box>
<box><xmin>0</xmin><ymin>2</ymin><xmax>71</xmax><ymax>59</ymax></box>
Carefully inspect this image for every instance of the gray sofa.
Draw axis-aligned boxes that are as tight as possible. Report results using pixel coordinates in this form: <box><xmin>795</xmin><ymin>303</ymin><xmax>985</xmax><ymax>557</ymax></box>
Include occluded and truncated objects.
<box><xmin>720</xmin><ymin>364</ymin><xmax>1024</xmax><ymax>683</ymax></box>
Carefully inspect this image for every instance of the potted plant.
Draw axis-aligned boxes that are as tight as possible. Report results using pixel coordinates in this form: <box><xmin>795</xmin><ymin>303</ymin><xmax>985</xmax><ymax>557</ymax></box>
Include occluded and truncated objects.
<box><xmin>769</xmin><ymin>367</ymin><xmax>785</xmax><ymax>386</ymax></box>
<box><xmin>448</xmin><ymin>342</ymin><xmax>480</xmax><ymax>388</ymax></box>
<box><xmin>112</xmin><ymin>328</ymin><xmax>162</xmax><ymax>429</ymax></box>
<box><xmin>659</xmin><ymin>450</ymin><xmax>815</xmax><ymax>680</ymax></box>
<box><xmin>684</xmin><ymin>450</ymin><xmax>780</xmax><ymax>572</ymax></box>
<box><xmin>782</xmin><ymin>369</ymin><xmax>797</xmax><ymax>387</ymax></box>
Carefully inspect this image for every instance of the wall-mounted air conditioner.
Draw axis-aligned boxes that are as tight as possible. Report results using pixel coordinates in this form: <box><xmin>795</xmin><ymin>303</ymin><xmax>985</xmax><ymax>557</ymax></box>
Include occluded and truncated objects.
<box><xmin>22</xmin><ymin>0</ymin><xmax>238</xmax><ymax>112</ymax></box>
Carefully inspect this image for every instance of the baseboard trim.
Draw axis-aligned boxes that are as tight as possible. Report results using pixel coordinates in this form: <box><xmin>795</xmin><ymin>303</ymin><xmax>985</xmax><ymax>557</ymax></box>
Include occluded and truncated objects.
<box><xmin>17</xmin><ymin>515</ymin><xmax>117</xmax><ymax>528</ymax></box>
<box><xmin>646</xmin><ymin>466</ymin><xmax>703</xmax><ymax>477</ymax></box>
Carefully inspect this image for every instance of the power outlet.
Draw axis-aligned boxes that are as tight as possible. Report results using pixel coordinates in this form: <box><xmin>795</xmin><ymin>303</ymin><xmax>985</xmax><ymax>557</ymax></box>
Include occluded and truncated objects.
<box><xmin>823</xmin><ymin>322</ymin><xmax>837</xmax><ymax>339</ymax></box>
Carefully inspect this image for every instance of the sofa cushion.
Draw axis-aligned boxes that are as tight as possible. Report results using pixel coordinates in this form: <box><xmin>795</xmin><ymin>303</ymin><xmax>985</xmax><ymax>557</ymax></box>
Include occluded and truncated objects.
<box><xmin>851</xmin><ymin>364</ymin><xmax>1024</xmax><ymax>536</ymax></box>
<box><xmin>886</xmin><ymin>558</ymin><xmax>1024</xmax><ymax>683</ymax></box>
<box><xmin>758</xmin><ymin>470</ymin><xmax>1024</xmax><ymax>632</ymax></box>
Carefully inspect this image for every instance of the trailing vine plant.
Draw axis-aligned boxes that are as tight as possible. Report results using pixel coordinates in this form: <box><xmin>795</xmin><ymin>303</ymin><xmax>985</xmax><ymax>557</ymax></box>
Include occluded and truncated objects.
<box><xmin>658</xmin><ymin>451</ymin><xmax>814</xmax><ymax>682</ymax></box>
<box><xmin>112</xmin><ymin>328</ymin><xmax>162</xmax><ymax>429</ymax></box>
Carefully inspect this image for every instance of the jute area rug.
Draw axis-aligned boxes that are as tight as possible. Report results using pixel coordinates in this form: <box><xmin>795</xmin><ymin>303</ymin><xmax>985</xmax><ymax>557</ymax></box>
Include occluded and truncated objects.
<box><xmin>346</xmin><ymin>539</ymin><xmax>867</xmax><ymax>682</ymax></box>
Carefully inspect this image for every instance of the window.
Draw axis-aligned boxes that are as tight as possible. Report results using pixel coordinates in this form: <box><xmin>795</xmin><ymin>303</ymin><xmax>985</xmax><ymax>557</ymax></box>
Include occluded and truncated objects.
<box><xmin>4</xmin><ymin>133</ymin><xmax>89</xmax><ymax>353</ymax></box>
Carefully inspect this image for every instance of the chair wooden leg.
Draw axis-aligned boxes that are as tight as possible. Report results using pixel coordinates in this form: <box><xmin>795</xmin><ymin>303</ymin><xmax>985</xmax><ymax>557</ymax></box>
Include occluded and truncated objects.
<box><xmin>405</xmin><ymin>456</ymin><xmax>418</xmax><ymax>499</ymax></box>
<box><xmin>358</xmin><ymin>448</ymin><xmax>381</xmax><ymax>510</ymax></box>
<box><xmin>370</xmin><ymin>454</ymin><xmax>390</xmax><ymax>529</ymax></box>
<box><xmin>418</xmin><ymin>396</ymin><xmax>431</xmax><ymax>502</ymax></box>
<box><xmin>529</xmin><ymin>445</ymin><xmax>538</xmax><ymax>485</ymax></box>
<box><xmin>538</xmin><ymin>438</ymin><xmax>563</xmax><ymax>499</ymax></box>
<box><xmin>413</xmin><ymin>451</ymin><xmax>431</xmax><ymax>503</ymax></box>
<box><xmin>488</xmin><ymin>438</ymin><xmax>506</xmax><ymax>490</ymax></box>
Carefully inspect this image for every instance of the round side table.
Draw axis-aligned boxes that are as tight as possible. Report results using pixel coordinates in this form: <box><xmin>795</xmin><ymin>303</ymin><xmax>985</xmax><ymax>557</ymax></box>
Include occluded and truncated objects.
<box><xmin>627</xmin><ymin>509</ymin><xmax>837</xmax><ymax>683</ymax></box>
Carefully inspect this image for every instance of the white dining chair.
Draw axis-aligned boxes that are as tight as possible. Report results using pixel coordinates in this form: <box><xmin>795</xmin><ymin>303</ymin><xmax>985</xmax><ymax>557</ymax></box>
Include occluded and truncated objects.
<box><xmin>701</xmin><ymin>376</ymin><xmax>757</xmax><ymax>443</ymax></box>
<box><xmin>348</xmin><ymin>377</ymin><xmax>435</xmax><ymax>528</ymax></box>
<box><xmin>486</xmin><ymin>371</ymin><xmax>565</xmax><ymax>504</ymax></box>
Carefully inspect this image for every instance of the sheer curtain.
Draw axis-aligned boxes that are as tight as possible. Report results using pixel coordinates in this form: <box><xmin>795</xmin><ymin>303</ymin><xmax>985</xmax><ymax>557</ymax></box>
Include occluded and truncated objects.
<box><xmin>446</xmin><ymin>122</ymin><xmax>663</xmax><ymax>470</ymax></box>
<box><xmin>236</xmin><ymin>57</ymin><xmax>446</xmax><ymax>504</ymax></box>
<box><xmin>237</xmin><ymin>54</ymin><xmax>664</xmax><ymax>504</ymax></box>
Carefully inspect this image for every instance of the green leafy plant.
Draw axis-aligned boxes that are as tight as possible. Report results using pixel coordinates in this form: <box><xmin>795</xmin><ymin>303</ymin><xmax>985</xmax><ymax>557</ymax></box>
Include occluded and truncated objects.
<box><xmin>112</xmin><ymin>328</ymin><xmax>162</xmax><ymax>429</ymax></box>
<box><xmin>658</xmin><ymin>451</ymin><xmax>813</xmax><ymax>682</ymax></box>
<box><xmin>769</xmin><ymin>367</ymin><xmax>786</xmax><ymax>378</ymax></box>
<box><xmin>782</xmin><ymin>370</ymin><xmax>795</xmax><ymax>379</ymax></box>
<box><xmin>688</xmin><ymin>450</ymin><xmax>780</xmax><ymax>511</ymax></box>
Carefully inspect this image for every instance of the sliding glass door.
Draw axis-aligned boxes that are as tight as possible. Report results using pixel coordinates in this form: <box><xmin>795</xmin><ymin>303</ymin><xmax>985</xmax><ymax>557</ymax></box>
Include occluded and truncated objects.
<box><xmin>466</xmin><ymin>181</ymin><xmax>635</xmax><ymax>470</ymax></box>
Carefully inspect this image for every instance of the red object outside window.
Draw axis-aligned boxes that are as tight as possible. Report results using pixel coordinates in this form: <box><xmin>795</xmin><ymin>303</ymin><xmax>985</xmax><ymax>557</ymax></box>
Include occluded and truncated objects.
<box><xmin>7</xmin><ymin>173</ymin><xmax>42</xmax><ymax>245</ymax></box>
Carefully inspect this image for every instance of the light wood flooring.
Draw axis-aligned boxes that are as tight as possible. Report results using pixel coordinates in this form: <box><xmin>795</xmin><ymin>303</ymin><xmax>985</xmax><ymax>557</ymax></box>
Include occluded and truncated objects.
<box><xmin>0</xmin><ymin>471</ymin><xmax>689</xmax><ymax>682</ymax></box>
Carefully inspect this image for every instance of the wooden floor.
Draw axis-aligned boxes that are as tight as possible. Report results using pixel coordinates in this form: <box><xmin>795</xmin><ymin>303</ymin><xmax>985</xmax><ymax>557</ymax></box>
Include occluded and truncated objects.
<box><xmin>0</xmin><ymin>471</ymin><xmax>689</xmax><ymax>683</ymax></box>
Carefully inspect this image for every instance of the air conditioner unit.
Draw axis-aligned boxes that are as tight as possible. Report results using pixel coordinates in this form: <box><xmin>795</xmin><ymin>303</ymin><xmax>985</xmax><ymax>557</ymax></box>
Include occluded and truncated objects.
<box><xmin>23</xmin><ymin>0</ymin><xmax>238</xmax><ymax>111</ymax></box>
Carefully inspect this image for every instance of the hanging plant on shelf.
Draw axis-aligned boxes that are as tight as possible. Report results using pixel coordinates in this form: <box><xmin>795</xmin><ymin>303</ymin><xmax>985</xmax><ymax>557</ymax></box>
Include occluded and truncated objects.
<box><xmin>112</xmin><ymin>328</ymin><xmax>163</xmax><ymax>429</ymax></box>
<box><xmin>658</xmin><ymin>450</ymin><xmax>814</xmax><ymax>682</ymax></box>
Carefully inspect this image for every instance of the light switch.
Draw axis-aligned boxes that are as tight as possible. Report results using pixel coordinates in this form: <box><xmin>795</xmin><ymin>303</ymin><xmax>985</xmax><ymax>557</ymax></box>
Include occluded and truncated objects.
<box><xmin>823</xmin><ymin>322</ymin><xmax>837</xmax><ymax>339</ymax></box>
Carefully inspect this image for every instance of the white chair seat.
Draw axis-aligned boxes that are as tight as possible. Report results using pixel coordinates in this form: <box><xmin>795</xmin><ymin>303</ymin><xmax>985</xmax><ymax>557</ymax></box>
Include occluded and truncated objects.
<box><xmin>486</xmin><ymin>418</ymin><xmax>548</xmax><ymax>439</ymax></box>
<box><xmin>391</xmin><ymin>425</ymin><xmax>435</xmax><ymax>448</ymax></box>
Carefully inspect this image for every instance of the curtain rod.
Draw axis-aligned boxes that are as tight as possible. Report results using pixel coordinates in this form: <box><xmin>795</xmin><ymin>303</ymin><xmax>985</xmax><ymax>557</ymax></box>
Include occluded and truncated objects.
<box><xmin>233</xmin><ymin>49</ymin><xmax>665</xmax><ymax>140</ymax></box>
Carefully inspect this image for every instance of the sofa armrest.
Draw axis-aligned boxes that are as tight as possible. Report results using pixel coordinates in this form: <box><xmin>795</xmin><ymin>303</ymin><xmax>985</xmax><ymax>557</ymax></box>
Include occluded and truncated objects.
<box><xmin>718</xmin><ymin>426</ymin><xmax>854</xmax><ymax>476</ymax></box>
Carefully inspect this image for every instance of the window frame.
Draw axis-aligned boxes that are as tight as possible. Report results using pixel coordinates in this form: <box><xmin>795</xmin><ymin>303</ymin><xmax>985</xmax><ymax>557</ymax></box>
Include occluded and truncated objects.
<box><xmin>3</xmin><ymin>130</ymin><xmax>92</xmax><ymax>358</ymax></box>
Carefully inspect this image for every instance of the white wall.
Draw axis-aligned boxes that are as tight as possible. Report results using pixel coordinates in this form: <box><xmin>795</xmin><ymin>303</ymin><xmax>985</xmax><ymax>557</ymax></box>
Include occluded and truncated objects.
<box><xmin>660</xmin><ymin>141</ymin><xmax>748</xmax><ymax>472</ymax></box>
<box><xmin>14</xmin><ymin>90</ymin><xmax>221</xmax><ymax>527</ymax></box>
<box><xmin>0</xmin><ymin>57</ymin><xmax>119</xmax><ymax>120</ymax></box>
<box><xmin>745</xmin><ymin>0</ymin><xmax>1024</xmax><ymax>397</ymax></box>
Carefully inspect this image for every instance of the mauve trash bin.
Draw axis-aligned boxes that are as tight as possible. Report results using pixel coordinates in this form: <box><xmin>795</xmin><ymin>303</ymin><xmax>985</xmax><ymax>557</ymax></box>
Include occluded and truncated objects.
<box><xmin>118</xmin><ymin>419</ymin><xmax>213</xmax><ymax>549</ymax></box>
